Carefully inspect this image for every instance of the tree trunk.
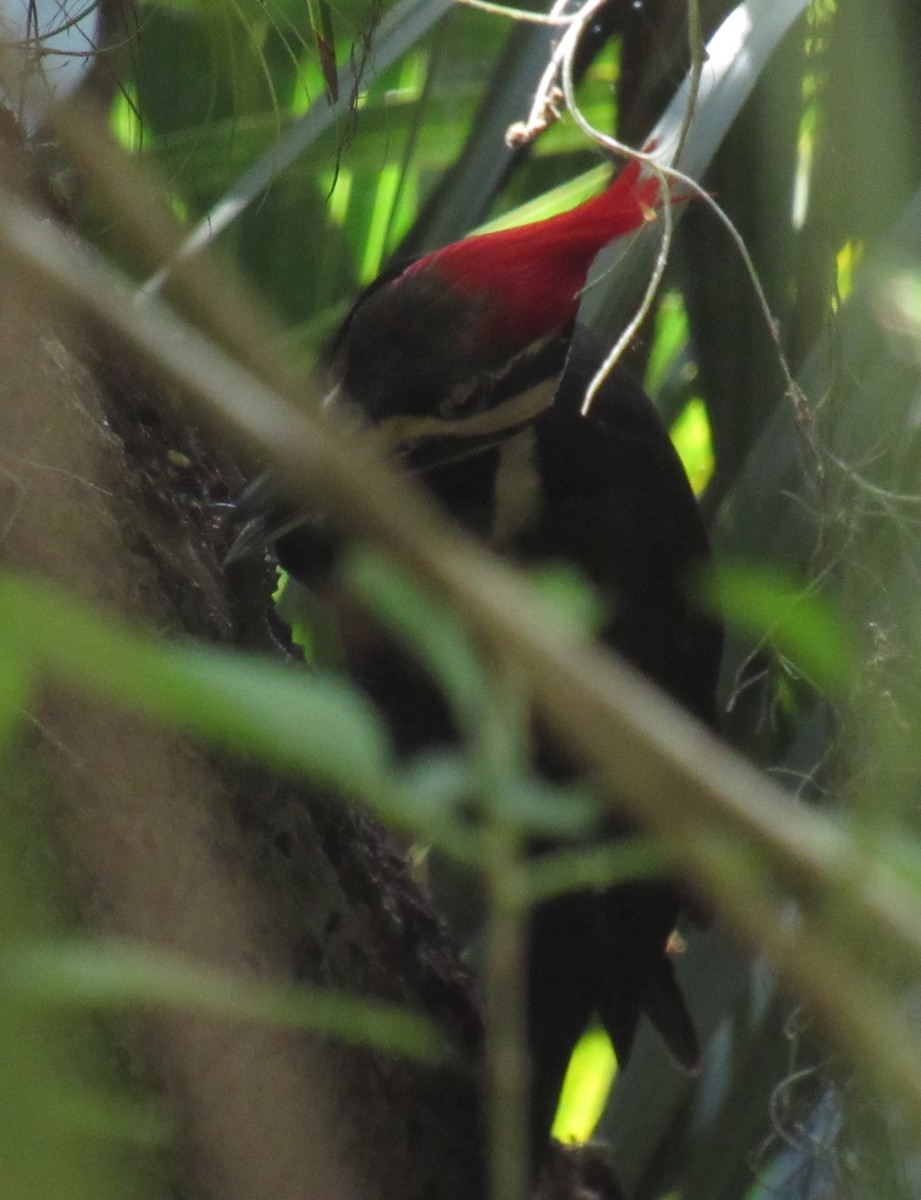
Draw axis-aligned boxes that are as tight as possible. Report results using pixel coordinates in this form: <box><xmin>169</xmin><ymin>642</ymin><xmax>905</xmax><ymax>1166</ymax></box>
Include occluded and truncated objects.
<box><xmin>0</xmin><ymin>115</ymin><xmax>484</xmax><ymax>1200</ymax></box>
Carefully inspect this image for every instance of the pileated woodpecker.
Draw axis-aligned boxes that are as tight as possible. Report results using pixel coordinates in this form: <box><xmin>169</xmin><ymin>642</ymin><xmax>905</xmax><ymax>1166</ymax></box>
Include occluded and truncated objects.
<box><xmin>236</xmin><ymin>160</ymin><xmax>722</xmax><ymax>1161</ymax></box>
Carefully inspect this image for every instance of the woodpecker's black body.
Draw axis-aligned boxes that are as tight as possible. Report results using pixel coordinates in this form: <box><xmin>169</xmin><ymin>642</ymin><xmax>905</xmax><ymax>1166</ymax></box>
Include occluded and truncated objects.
<box><xmin>238</xmin><ymin>162</ymin><xmax>722</xmax><ymax>1164</ymax></box>
<box><xmin>272</xmin><ymin>319</ymin><xmax>720</xmax><ymax>1142</ymax></box>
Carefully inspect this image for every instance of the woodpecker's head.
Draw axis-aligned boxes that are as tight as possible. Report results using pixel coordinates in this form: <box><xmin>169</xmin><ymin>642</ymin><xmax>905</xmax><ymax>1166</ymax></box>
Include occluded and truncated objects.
<box><xmin>327</xmin><ymin>159</ymin><xmax>661</xmax><ymax>438</ymax></box>
<box><xmin>228</xmin><ymin>159</ymin><xmax>665</xmax><ymax>572</ymax></box>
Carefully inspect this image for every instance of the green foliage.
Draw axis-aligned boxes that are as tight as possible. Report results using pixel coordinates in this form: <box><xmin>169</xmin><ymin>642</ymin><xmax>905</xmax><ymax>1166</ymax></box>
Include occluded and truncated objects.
<box><xmin>3</xmin><ymin>940</ymin><xmax>446</xmax><ymax>1062</ymax></box>
<box><xmin>0</xmin><ymin>565</ymin><xmax>618</xmax><ymax>853</ymax></box>
<box><xmin>526</xmin><ymin>562</ymin><xmax>610</xmax><ymax>639</ymax></box>
<box><xmin>700</xmin><ymin>563</ymin><xmax>860</xmax><ymax>695</ymax></box>
<box><xmin>0</xmin><ymin>573</ymin><xmax>393</xmax><ymax>799</ymax></box>
<box><xmin>670</xmin><ymin>397</ymin><xmax>715</xmax><ymax>495</ymax></box>
<box><xmin>0</xmin><ymin>735</ymin><xmax>151</xmax><ymax>1200</ymax></box>
<box><xmin>345</xmin><ymin>548</ymin><xmax>491</xmax><ymax>739</ymax></box>
<box><xmin>12</xmin><ymin>0</ymin><xmax>921</xmax><ymax>1195</ymax></box>
<box><xmin>551</xmin><ymin>1027</ymin><xmax>616</xmax><ymax>1144</ymax></box>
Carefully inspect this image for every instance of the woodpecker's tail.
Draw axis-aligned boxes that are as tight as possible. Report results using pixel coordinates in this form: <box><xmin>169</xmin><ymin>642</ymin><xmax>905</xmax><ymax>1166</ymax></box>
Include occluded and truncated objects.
<box><xmin>527</xmin><ymin>880</ymin><xmax>699</xmax><ymax>1165</ymax></box>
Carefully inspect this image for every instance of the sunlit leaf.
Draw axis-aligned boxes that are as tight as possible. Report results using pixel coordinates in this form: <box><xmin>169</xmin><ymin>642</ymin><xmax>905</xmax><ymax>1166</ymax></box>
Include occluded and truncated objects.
<box><xmin>645</xmin><ymin>290</ymin><xmax>690</xmax><ymax>398</ymax></box>
<box><xmin>143</xmin><ymin>0</ymin><xmax>455</xmax><ymax>288</ymax></box>
<box><xmin>476</xmin><ymin>166</ymin><xmax>610</xmax><ymax>235</ymax></box>
<box><xmin>670</xmin><ymin>397</ymin><xmax>714</xmax><ymax>495</ymax></box>
<box><xmin>551</xmin><ymin>1027</ymin><xmax>617</xmax><ymax>1144</ymax></box>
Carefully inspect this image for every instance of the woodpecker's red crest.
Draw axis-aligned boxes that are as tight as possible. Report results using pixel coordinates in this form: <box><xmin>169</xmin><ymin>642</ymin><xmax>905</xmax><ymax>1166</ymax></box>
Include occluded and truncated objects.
<box><xmin>331</xmin><ymin>159</ymin><xmax>663</xmax><ymax>429</ymax></box>
<box><xmin>404</xmin><ymin>158</ymin><xmax>659</xmax><ymax>348</ymax></box>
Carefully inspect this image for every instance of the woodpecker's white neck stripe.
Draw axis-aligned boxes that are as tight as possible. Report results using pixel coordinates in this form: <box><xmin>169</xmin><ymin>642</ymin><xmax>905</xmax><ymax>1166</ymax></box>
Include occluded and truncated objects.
<box><xmin>491</xmin><ymin>427</ymin><xmax>541</xmax><ymax>547</ymax></box>
<box><xmin>377</xmin><ymin>378</ymin><xmax>557</xmax><ymax>447</ymax></box>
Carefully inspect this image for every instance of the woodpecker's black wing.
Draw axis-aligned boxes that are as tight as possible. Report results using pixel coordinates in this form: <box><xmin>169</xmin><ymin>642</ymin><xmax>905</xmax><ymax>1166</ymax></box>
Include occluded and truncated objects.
<box><xmin>500</xmin><ymin>325</ymin><xmax>722</xmax><ymax>1150</ymax></box>
<box><xmin>523</xmin><ymin>325</ymin><xmax>720</xmax><ymax>726</ymax></box>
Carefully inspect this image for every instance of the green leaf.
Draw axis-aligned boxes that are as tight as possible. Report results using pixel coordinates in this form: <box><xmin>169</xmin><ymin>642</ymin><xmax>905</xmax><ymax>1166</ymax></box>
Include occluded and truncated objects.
<box><xmin>645</xmin><ymin>289</ymin><xmax>690</xmax><ymax>398</ymax></box>
<box><xmin>145</xmin><ymin>0</ymin><xmax>455</xmax><ymax>286</ymax></box>
<box><xmin>523</xmin><ymin>838</ymin><xmax>668</xmax><ymax>905</ymax></box>
<box><xmin>499</xmin><ymin>779</ymin><xmax>596</xmax><ymax>840</ymax></box>
<box><xmin>3</xmin><ymin>939</ymin><xmax>446</xmax><ymax>1063</ymax></box>
<box><xmin>0</xmin><ymin>573</ymin><xmax>391</xmax><ymax>798</ymax></box>
<box><xmin>344</xmin><ymin>547</ymin><xmax>488</xmax><ymax>734</ymax></box>
<box><xmin>551</xmin><ymin>1026</ymin><xmax>617</xmax><ymax>1144</ymax></box>
<box><xmin>698</xmin><ymin>563</ymin><xmax>859</xmax><ymax>695</ymax></box>
<box><xmin>41</xmin><ymin>1085</ymin><xmax>171</xmax><ymax>1147</ymax></box>
<box><xmin>0</xmin><ymin>637</ymin><xmax>32</xmax><ymax>751</ymax></box>
<box><xmin>528</xmin><ymin>563</ymin><xmax>608</xmax><ymax>638</ymax></box>
<box><xmin>670</xmin><ymin>397</ymin><xmax>714</xmax><ymax>496</ymax></box>
<box><xmin>476</xmin><ymin>166</ymin><xmax>610</xmax><ymax>236</ymax></box>
<box><xmin>399</xmin><ymin>749</ymin><xmax>473</xmax><ymax>818</ymax></box>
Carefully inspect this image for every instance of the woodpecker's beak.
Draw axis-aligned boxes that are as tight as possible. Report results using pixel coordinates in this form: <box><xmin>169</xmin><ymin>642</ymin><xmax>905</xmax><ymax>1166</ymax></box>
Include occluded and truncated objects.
<box><xmin>223</xmin><ymin>504</ymin><xmax>312</xmax><ymax>566</ymax></box>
